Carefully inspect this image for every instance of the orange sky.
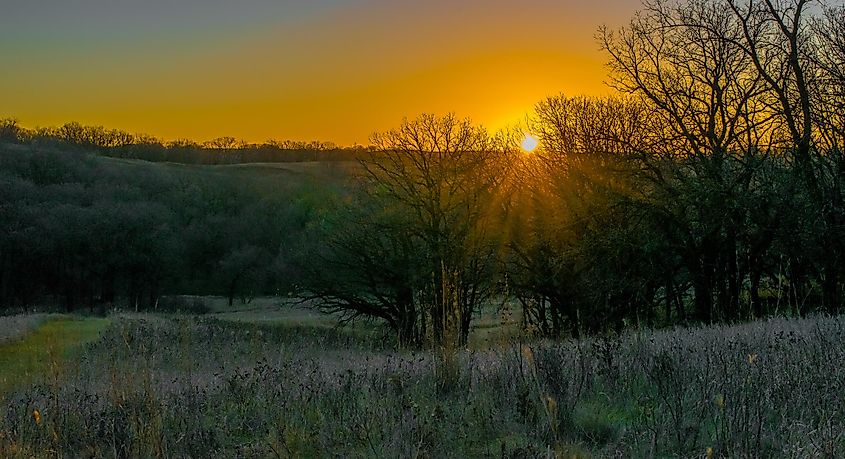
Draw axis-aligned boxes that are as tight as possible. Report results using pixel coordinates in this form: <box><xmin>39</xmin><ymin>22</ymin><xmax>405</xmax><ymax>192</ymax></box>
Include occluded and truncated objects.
<box><xmin>1</xmin><ymin>0</ymin><xmax>641</xmax><ymax>145</ymax></box>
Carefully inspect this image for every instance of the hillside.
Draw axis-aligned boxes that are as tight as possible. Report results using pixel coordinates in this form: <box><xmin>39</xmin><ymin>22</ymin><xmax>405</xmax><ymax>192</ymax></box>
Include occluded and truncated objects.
<box><xmin>0</xmin><ymin>144</ymin><xmax>353</xmax><ymax>312</ymax></box>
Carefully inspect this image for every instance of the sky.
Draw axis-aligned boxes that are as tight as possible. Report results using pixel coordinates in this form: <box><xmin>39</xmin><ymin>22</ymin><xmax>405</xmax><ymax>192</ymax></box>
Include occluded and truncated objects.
<box><xmin>0</xmin><ymin>0</ymin><xmax>642</xmax><ymax>145</ymax></box>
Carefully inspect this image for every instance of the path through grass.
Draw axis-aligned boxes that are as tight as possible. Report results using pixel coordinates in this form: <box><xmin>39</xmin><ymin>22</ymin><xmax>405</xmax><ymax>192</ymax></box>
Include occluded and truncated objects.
<box><xmin>0</xmin><ymin>317</ymin><xmax>110</xmax><ymax>395</ymax></box>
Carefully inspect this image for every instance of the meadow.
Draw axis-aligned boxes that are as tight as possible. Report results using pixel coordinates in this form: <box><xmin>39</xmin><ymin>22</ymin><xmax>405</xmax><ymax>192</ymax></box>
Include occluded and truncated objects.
<box><xmin>1</xmin><ymin>302</ymin><xmax>843</xmax><ymax>458</ymax></box>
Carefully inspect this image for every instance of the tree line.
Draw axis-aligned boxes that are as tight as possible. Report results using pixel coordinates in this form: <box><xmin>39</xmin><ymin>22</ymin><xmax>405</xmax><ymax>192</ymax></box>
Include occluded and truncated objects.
<box><xmin>0</xmin><ymin>119</ymin><xmax>368</xmax><ymax>164</ymax></box>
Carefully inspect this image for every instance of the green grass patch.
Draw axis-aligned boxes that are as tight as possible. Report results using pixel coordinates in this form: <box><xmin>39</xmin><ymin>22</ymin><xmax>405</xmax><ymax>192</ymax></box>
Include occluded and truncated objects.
<box><xmin>573</xmin><ymin>399</ymin><xmax>633</xmax><ymax>446</ymax></box>
<box><xmin>0</xmin><ymin>317</ymin><xmax>109</xmax><ymax>395</ymax></box>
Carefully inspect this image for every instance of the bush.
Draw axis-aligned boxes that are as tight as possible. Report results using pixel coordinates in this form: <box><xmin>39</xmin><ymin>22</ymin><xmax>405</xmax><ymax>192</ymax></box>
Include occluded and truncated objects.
<box><xmin>155</xmin><ymin>296</ymin><xmax>211</xmax><ymax>315</ymax></box>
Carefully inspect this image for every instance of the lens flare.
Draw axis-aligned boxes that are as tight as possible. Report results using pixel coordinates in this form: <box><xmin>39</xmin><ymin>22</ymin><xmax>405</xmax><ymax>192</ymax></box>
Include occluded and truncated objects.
<box><xmin>521</xmin><ymin>133</ymin><xmax>539</xmax><ymax>152</ymax></box>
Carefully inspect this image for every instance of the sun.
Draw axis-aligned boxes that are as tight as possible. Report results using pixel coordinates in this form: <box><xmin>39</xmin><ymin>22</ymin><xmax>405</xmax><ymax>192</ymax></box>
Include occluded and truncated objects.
<box><xmin>521</xmin><ymin>133</ymin><xmax>539</xmax><ymax>152</ymax></box>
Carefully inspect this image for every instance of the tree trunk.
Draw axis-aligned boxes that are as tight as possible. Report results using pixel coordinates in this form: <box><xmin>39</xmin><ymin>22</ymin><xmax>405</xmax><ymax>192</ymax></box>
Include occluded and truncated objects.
<box><xmin>538</xmin><ymin>296</ymin><xmax>548</xmax><ymax>336</ymax></box>
<box><xmin>750</xmin><ymin>263</ymin><xmax>762</xmax><ymax>318</ymax></box>
<box><xmin>788</xmin><ymin>262</ymin><xmax>804</xmax><ymax>316</ymax></box>
<box><xmin>727</xmin><ymin>230</ymin><xmax>740</xmax><ymax>321</ymax></box>
<box><xmin>396</xmin><ymin>288</ymin><xmax>418</xmax><ymax>347</ymax></box>
<box><xmin>823</xmin><ymin>260</ymin><xmax>840</xmax><ymax>314</ymax></box>
<box><xmin>693</xmin><ymin>276</ymin><xmax>712</xmax><ymax>323</ymax></box>
<box><xmin>550</xmin><ymin>297</ymin><xmax>562</xmax><ymax>337</ymax></box>
<box><xmin>397</xmin><ymin>313</ymin><xmax>417</xmax><ymax>348</ymax></box>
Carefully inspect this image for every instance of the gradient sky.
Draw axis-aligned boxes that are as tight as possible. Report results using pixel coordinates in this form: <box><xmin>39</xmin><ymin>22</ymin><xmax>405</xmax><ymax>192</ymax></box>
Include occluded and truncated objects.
<box><xmin>1</xmin><ymin>0</ymin><xmax>642</xmax><ymax>145</ymax></box>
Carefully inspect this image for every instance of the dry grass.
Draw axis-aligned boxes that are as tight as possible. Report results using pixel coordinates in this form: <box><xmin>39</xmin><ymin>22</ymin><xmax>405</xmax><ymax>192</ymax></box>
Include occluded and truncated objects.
<box><xmin>0</xmin><ymin>312</ymin><xmax>843</xmax><ymax>457</ymax></box>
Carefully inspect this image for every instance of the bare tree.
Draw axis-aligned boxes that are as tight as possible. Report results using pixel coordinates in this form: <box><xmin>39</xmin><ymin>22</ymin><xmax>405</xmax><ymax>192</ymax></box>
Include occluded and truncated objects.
<box><xmin>726</xmin><ymin>0</ymin><xmax>819</xmax><ymax>164</ymax></box>
<box><xmin>602</xmin><ymin>0</ymin><xmax>770</xmax><ymax>160</ymax></box>
<box><xmin>365</xmin><ymin>113</ymin><xmax>506</xmax><ymax>346</ymax></box>
<box><xmin>507</xmin><ymin>95</ymin><xmax>660</xmax><ymax>335</ymax></box>
<box><xmin>531</xmin><ymin>94</ymin><xmax>654</xmax><ymax>161</ymax></box>
<box><xmin>813</xmin><ymin>4</ymin><xmax>845</xmax><ymax>153</ymax></box>
<box><xmin>601</xmin><ymin>0</ymin><xmax>789</xmax><ymax>321</ymax></box>
<box><xmin>296</xmin><ymin>114</ymin><xmax>507</xmax><ymax>347</ymax></box>
<box><xmin>297</xmin><ymin>195</ymin><xmax>426</xmax><ymax>346</ymax></box>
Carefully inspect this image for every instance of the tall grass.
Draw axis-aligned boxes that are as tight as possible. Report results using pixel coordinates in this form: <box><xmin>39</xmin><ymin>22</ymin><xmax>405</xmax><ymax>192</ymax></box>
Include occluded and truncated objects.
<box><xmin>0</xmin><ymin>314</ymin><xmax>843</xmax><ymax>457</ymax></box>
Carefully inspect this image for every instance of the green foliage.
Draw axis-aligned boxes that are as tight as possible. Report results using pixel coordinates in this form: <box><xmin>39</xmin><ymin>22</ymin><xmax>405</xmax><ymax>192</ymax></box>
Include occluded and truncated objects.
<box><xmin>572</xmin><ymin>400</ymin><xmax>630</xmax><ymax>446</ymax></box>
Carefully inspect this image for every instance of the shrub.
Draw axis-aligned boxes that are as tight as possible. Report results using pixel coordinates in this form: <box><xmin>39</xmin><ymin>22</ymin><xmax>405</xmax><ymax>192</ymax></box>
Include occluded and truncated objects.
<box><xmin>155</xmin><ymin>296</ymin><xmax>211</xmax><ymax>315</ymax></box>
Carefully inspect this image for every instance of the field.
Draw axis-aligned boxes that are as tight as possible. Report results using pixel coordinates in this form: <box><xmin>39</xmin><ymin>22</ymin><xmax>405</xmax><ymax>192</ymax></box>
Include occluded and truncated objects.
<box><xmin>0</xmin><ymin>302</ymin><xmax>843</xmax><ymax>458</ymax></box>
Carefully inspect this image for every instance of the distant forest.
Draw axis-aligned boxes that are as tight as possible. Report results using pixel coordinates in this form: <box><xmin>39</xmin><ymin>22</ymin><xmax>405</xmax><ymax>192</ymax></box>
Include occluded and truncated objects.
<box><xmin>0</xmin><ymin>143</ymin><xmax>339</xmax><ymax>313</ymax></box>
<box><xmin>2</xmin><ymin>0</ymin><xmax>844</xmax><ymax>348</ymax></box>
<box><xmin>0</xmin><ymin>118</ymin><xmax>367</xmax><ymax>164</ymax></box>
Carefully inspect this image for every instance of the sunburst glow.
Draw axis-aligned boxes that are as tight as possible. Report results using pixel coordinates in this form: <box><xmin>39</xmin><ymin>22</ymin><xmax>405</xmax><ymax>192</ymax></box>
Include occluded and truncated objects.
<box><xmin>521</xmin><ymin>133</ymin><xmax>539</xmax><ymax>152</ymax></box>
